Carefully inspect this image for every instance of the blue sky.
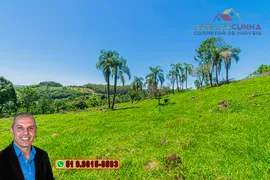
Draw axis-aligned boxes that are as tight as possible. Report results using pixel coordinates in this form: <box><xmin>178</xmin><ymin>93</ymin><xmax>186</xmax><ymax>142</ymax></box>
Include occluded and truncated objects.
<box><xmin>0</xmin><ymin>0</ymin><xmax>269</xmax><ymax>88</ymax></box>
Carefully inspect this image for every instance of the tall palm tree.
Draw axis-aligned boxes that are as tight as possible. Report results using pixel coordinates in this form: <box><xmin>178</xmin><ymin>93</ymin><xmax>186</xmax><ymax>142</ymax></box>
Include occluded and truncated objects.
<box><xmin>180</xmin><ymin>73</ymin><xmax>186</xmax><ymax>90</ymax></box>
<box><xmin>195</xmin><ymin>38</ymin><xmax>216</xmax><ymax>87</ymax></box>
<box><xmin>195</xmin><ymin>63</ymin><xmax>207</xmax><ymax>90</ymax></box>
<box><xmin>179</xmin><ymin>64</ymin><xmax>185</xmax><ymax>90</ymax></box>
<box><xmin>145</xmin><ymin>66</ymin><xmax>165</xmax><ymax>89</ymax></box>
<box><xmin>170</xmin><ymin>63</ymin><xmax>182</xmax><ymax>92</ymax></box>
<box><xmin>111</xmin><ymin>55</ymin><xmax>131</xmax><ymax>109</ymax></box>
<box><xmin>166</xmin><ymin>70</ymin><xmax>176</xmax><ymax>94</ymax></box>
<box><xmin>220</xmin><ymin>45</ymin><xmax>241</xmax><ymax>83</ymax></box>
<box><xmin>212</xmin><ymin>47</ymin><xmax>222</xmax><ymax>85</ymax></box>
<box><xmin>96</xmin><ymin>49</ymin><xmax>116</xmax><ymax>108</ymax></box>
<box><xmin>183</xmin><ymin>63</ymin><xmax>193</xmax><ymax>89</ymax></box>
<box><xmin>131</xmin><ymin>76</ymin><xmax>144</xmax><ymax>91</ymax></box>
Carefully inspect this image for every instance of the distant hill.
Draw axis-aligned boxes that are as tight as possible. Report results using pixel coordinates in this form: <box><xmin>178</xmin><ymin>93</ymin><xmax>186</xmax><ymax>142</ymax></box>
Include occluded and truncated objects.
<box><xmin>14</xmin><ymin>81</ymin><xmax>132</xmax><ymax>100</ymax></box>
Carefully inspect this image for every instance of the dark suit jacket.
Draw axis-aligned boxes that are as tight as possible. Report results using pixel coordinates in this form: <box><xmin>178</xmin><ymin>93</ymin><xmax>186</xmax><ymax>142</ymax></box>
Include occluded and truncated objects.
<box><xmin>0</xmin><ymin>142</ymin><xmax>54</xmax><ymax>180</ymax></box>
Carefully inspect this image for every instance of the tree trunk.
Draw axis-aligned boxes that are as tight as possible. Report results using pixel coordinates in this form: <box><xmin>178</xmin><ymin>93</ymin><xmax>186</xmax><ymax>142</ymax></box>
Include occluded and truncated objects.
<box><xmin>182</xmin><ymin>81</ymin><xmax>184</xmax><ymax>90</ymax></box>
<box><xmin>201</xmin><ymin>72</ymin><xmax>205</xmax><ymax>91</ymax></box>
<box><xmin>209</xmin><ymin>73</ymin><xmax>213</xmax><ymax>87</ymax></box>
<box><xmin>215</xmin><ymin>64</ymin><xmax>219</xmax><ymax>85</ymax></box>
<box><xmin>176</xmin><ymin>76</ymin><xmax>179</xmax><ymax>93</ymax></box>
<box><xmin>172</xmin><ymin>83</ymin><xmax>174</xmax><ymax>94</ymax></box>
<box><xmin>226</xmin><ymin>64</ymin><xmax>229</xmax><ymax>83</ymax></box>
<box><xmin>106</xmin><ymin>73</ymin><xmax>111</xmax><ymax>109</ymax></box>
<box><xmin>112</xmin><ymin>71</ymin><xmax>117</xmax><ymax>109</ymax></box>
<box><xmin>186</xmin><ymin>68</ymin><xmax>188</xmax><ymax>90</ymax></box>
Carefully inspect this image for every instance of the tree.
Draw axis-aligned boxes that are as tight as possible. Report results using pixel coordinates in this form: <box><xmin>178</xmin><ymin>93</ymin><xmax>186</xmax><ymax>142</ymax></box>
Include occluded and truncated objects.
<box><xmin>170</xmin><ymin>63</ymin><xmax>182</xmax><ymax>92</ymax></box>
<box><xmin>194</xmin><ymin>80</ymin><xmax>201</xmax><ymax>89</ymax></box>
<box><xmin>146</xmin><ymin>66</ymin><xmax>164</xmax><ymax>89</ymax></box>
<box><xmin>248</xmin><ymin>64</ymin><xmax>270</xmax><ymax>77</ymax></box>
<box><xmin>180</xmin><ymin>73</ymin><xmax>186</xmax><ymax>90</ymax></box>
<box><xmin>212</xmin><ymin>46</ymin><xmax>223</xmax><ymax>85</ymax></box>
<box><xmin>194</xmin><ymin>64</ymin><xmax>207</xmax><ymax>90</ymax></box>
<box><xmin>96</xmin><ymin>49</ymin><xmax>117</xmax><ymax>108</ymax></box>
<box><xmin>52</xmin><ymin>99</ymin><xmax>62</xmax><ymax>113</ymax></box>
<box><xmin>37</xmin><ymin>94</ymin><xmax>53</xmax><ymax>114</ymax></box>
<box><xmin>220</xmin><ymin>45</ymin><xmax>241</xmax><ymax>83</ymax></box>
<box><xmin>166</xmin><ymin>70</ymin><xmax>176</xmax><ymax>94</ymax></box>
<box><xmin>0</xmin><ymin>76</ymin><xmax>17</xmax><ymax>115</ymax></box>
<box><xmin>196</xmin><ymin>40</ymin><xmax>214</xmax><ymax>87</ymax></box>
<box><xmin>39</xmin><ymin>81</ymin><xmax>63</xmax><ymax>87</ymax></box>
<box><xmin>183</xmin><ymin>63</ymin><xmax>193</xmax><ymax>89</ymax></box>
<box><xmin>128</xmin><ymin>90</ymin><xmax>138</xmax><ymax>104</ymax></box>
<box><xmin>75</xmin><ymin>96</ymin><xmax>88</xmax><ymax>110</ymax></box>
<box><xmin>18</xmin><ymin>86</ymin><xmax>38</xmax><ymax>112</ymax></box>
<box><xmin>131</xmin><ymin>76</ymin><xmax>144</xmax><ymax>91</ymax></box>
<box><xmin>111</xmin><ymin>54</ymin><xmax>131</xmax><ymax>109</ymax></box>
<box><xmin>145</xmin><ymin>66</ymin><xmax>165</xmax><ymax>105</ymax></box>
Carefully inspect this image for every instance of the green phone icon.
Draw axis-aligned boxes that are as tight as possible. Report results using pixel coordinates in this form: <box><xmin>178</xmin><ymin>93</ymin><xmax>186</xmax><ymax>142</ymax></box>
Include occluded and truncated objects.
<box><xmin>57</xmin><ymin>160</ymin><xmax>64</xmax><ymax>168</ymax></box>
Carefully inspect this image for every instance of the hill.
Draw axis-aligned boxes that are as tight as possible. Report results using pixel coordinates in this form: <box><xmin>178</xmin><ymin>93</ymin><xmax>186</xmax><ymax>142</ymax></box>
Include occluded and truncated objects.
<box><xmin>0</xmin><ymin>76</ymin><xmax>269</xmax><ymax>179</ymax></box>
<box><xmin>15</xmin><ymin>82</ymin><xmax>131</xmax><ymax>99</ymax></box>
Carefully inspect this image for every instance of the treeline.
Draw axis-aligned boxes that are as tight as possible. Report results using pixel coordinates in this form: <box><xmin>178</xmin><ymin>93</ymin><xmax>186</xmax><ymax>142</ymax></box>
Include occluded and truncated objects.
<box><xmin>83</xmin><ymin>83</ymin><xmax>131</xmax><ymax>95</ymax></box>
<box><xmin>30</xmin><ymin>81</ymin><xmax>63</xmax><ymax>88</ymax></box>
<box><xmin>0</xmin><ymin>79</ymin><xmax>134</xmax><ymax>117</ymax></box>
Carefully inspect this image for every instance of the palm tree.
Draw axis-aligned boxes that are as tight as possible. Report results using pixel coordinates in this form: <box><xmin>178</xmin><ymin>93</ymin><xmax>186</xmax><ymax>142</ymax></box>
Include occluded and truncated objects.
<box><xmin>183</xmin><ymin>63</ymin><xmax>193</xmax><ymax>89</ymax></box>
<box><xmin>170</xmin><ymin>63</ymin><xmax>182</xmax><ymax>92</ymax></box>
<box><xmin>145</xmin><ymin>66</ymin><xmax>165</xmax><ymax>88</ymax></box>
<box><xmin>180</xmin><ymin>73</ymin><xmax>186</xmax><ymax>90</ymax></box>
<box><xmin>131</xmin><ymin>76</ymin><xmax>144</xmax><ymax>91</ymax></box>
<box><xmin>166</xmin><ymin>70</ymin><xmax>176</xmax><ymax>94</ymax></box>
<box><xmin>96</xmin><ymin>49</ymin><xmax>116</xmax><ymax>108</ymax></box>
<box><xmin>212</xmin><ymin>47</ymin><xmax>222</xmax><ymax>85</ymax></box>
<box><xmin>220</xmin><ymin>45</ymin><xmax>241</xmax><ymax>83</ymax></box>
<box><xmin>195</xmin><ymin>38</ymin><xmax>216</xmax><ymax>87</ymax></box>
<box><xmin>179</xmin><ymin>64</ymin><xmax>185</xmax><ymax>90</ymax></box>
<box><xmin>111</xmin><ymin>55</ymin><xmax>131</xmax><ymax>109</ymax></box>
<box><xmin>195</xmin><ymin>63</ymin><xmax>207</xmax><ymax>90</ymax></box>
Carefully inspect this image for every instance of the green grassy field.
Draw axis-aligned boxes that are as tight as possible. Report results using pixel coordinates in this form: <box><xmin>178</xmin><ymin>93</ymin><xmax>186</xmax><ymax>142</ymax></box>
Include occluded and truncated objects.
<box><xmin>1</xmin><ymin>76</ymin><xmax>270</xmax><ymax>179</ymax></box>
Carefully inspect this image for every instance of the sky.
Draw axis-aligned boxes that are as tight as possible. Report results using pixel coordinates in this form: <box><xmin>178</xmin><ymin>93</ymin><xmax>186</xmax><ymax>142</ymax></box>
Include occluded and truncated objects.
<box><xmin>0</xmin><ymin>0</ymin><xmax>269</xmax><ymax>88</ymax></box>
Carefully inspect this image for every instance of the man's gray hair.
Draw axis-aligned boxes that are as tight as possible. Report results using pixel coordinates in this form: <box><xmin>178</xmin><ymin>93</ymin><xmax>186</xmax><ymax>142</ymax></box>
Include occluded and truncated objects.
<box><xmin>12</xmin><ymin>112</ymin><xmax>37</xmax><ymax>128</ymax></box>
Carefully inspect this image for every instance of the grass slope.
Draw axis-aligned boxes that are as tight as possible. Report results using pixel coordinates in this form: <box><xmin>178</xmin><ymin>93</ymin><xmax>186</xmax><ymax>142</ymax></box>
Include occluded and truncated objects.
<box><xmin>1</xmin><ymin>76</ymin><xmax>270</xmax><ymax>179</ymax></box>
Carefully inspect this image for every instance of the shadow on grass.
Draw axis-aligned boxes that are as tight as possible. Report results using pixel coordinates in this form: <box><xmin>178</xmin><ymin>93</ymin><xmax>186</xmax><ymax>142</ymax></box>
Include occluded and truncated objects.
<box><xmin>113</xmin><ymin>107</ymin><xmax>140</xmax><ymax>111</ymax></box>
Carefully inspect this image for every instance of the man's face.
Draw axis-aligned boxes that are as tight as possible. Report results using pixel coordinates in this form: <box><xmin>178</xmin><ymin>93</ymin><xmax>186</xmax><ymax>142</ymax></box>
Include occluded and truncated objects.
<box><xmin>10</xmin><ymin>116</ymin><xmax>37</xmax><ymax>150</ymax></box>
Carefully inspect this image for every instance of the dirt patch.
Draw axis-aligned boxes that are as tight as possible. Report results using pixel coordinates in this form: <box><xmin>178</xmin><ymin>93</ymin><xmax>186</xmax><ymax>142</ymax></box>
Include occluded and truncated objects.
<box><xmin>218</xmin><ymin>100</ymin><xmax>228</xmax><ymax>110</ymax></box>
<box><xmin>52</xmin><ymin>133</ymin><xmax>59</xmax><ymax>137</ymax></box>
<box><xmin>144</xmin><ymin>159</ymin><xmax>159</xmax><ymax>170</ymax></box>
<box><xmin>178</xmin><ymin>117</ymin><xmax>184</xmax><ymax>121</ymax></box>
<box><xmin>180</xmin><ymin>138</ymin><xmax>192</xmax><ymax>150</ymax></box>
<box><xmin>160</xmin><ymin>138</ymin><xmax>168</xmax><ymax>144</ymax></box>
<box><xmin>164</xmin><ymin>154</ymin><xmax>182</xmax><ymax>164</ymax></box>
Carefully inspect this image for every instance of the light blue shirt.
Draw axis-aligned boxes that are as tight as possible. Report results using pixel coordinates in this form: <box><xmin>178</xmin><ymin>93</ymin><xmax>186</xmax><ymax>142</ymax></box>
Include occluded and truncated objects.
<box><xmin>13</xmin><ymin>143</ymin><xmax>36</xmax><ymax>180</ymax></box>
